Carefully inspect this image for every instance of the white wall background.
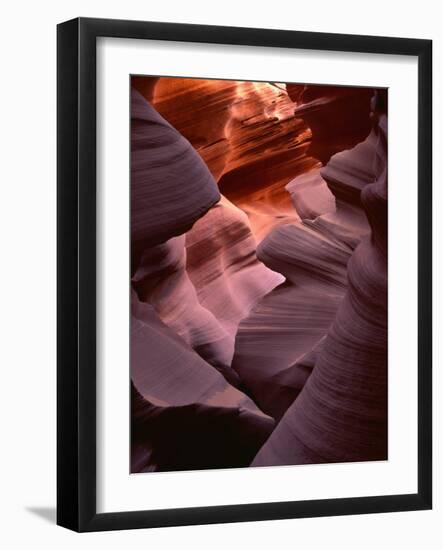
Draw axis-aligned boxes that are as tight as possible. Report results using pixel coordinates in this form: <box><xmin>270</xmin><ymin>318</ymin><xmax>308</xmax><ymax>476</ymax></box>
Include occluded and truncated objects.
<box><xmin>0</xmin><ymin>0</ymin><xmax>440</xmax><ymax>547</ymax></box>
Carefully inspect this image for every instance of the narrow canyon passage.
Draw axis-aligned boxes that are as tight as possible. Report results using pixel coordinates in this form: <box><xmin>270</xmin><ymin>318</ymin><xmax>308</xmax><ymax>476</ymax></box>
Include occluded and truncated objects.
<box><xmin>130</xmin><ymin>75</ymin><xmax>387</xmax><ymax>473</ymax></box>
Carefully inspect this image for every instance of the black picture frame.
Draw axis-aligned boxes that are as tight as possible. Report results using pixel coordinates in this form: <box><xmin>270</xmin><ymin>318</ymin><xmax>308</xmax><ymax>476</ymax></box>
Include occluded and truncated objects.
<box><xmin>57</xmin><ymin>17</ymin><xmax>432</xmax><ymax>532</ymax></box>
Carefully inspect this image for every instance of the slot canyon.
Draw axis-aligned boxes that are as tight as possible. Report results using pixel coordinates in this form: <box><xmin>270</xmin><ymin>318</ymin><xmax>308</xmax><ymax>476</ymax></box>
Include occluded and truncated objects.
<box><xmin>130</xmin><ymin>75</ymin><xmax>387</xmax><ymax>473</ymax></box>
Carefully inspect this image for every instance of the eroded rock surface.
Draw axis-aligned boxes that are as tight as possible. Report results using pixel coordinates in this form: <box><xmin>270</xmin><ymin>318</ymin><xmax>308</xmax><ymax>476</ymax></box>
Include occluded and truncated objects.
<box><xmin>131</xmin><ymin>294</ymin><xmax>274</xmax><ymax>472</ymax></box>
<box><xmin>253</xmin><ymin>96</ymin><xmax>388</xmax><ymax>465</ymax></box>
<box><xmin>130</xmin><ymin>77</ymin><xmax>388</xmax><ymax>472</ymax></box>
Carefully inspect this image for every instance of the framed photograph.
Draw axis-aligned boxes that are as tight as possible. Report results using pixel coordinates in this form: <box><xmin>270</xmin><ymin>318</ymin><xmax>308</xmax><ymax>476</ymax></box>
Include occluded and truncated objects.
<box><xmin>57</xmin><ymin>17</ymin><xmax>432</xmax><ymax>531</ymax></box>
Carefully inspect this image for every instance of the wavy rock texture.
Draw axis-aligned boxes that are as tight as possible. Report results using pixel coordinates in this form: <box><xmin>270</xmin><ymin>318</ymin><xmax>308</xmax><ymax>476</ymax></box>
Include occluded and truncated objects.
<box><xmin>216</xmin><ymin>82</ymin><xmax>315</xmax><ymax>241</ymax></box>
<box><xmin>252</xmin><ymin>101</ymin><xmax>388</xmax><ymax>466</ymax></box>
<box><xmin>131</xmin><ymin>77</ymin><xmax>387</xmax><ymax>473</ymax></box>
<box><xmin>285</xmin><ymin>167</ymin><xmax>335</xmax><ymax>221</ymax></box>
<box><xmin>133</xmin><ymin>196</ymin><xmax>283</xmax><ymax>373</ymax></box>
<box><xmin>185</xmin><ymin>195</ymin><xmax>284</xmax><ymax>340</ymax></box>
<box><xmin>287</xmin><ymin>128</ymin><xmax>377</xmax><ymax>252</ymax></box>
<box><xmin>130</xmin><ymin>83</ymin><xmax>280</xmax><ymax>472</ymax></box>
<box><xmin>230</xmin><ymin>89</ymin><xmax>380</xmax><ymax>420</ymax></box>
<box><xmin>152</xmin><ymin>79</ymin><xmax>318</xmax><ymax>240</ymax></box>
<box><xmin>131</xmin><ymin>294</ymin><xmax>274</xmax><ymax>472</ymax></box>
<box><xmin>131</xmin><ymin>88</ymin><xmax>220</xmax><ymax>261</ymax></box>
<box><xmin>132</xmin><ymin>235</ymin><xmax>235</xmax><ymax>377</ymax></box>
<box><xmin>231</xmin><ymin>224</ymin><xmax>351</xmax><ymax>419</ymax></box>
<box><xmin>284</xmin><ymin>86</ymin><xmax>380</xmax><ymax>247</ymax></box>
<box><xmin>151</xmin><ymin>78</ymin><xmax>238</xmax><ymax>180</ymax></box>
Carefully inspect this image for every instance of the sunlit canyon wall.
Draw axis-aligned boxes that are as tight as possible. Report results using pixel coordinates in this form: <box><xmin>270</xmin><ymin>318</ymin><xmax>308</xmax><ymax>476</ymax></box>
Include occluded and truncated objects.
<box><xmin>130</xmin><ymin>75</ymin><xmax>388</xmax><ymax>472</ymax></box>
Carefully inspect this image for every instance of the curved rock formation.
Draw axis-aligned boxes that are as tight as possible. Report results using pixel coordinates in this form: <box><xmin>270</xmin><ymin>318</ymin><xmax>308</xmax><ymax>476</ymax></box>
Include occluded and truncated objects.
<box><xmin>130</xmin><ymin>84</ymin><xmax>280</xmax><ymax>472</ymax></box>
<box><xmin>132</xmin><ymin>235</ymin><xmax>235</xmax><ymax>377</ymax></box>
<box><xmin>131</xmin><ymin>294</ymin><xmax>274</xmax><ymax>472</ymax></box>
<box><xmin>132</xmin><ymin>383</ymin><xmax>274</xmax><ymax>473</ymax></box>
<box><xmin>285</xmin><ymin>166</ymin><xmax>335</xmax><ymax>221</ymax></box>
<box><xmin>252</xmin><ymin>96</ymin><xmax>388</xmax><ymax>466</ymax></box>
<box><xmin>285</xmin><ymin>86</ymin><xmax>379</xmax><ymax>246</ymax></box>
<box><xmin>131</xmin><ymin>88</ymin><xmax>220</xmax><ymax>265</ymax></box>
<box><xmin>151</xmin><ymin>77</ymin><xmax>237</xmax><ymax>181</ymax></box>
<box><xmin>133</xmin><ymin>196</ymin><xmax>283</xmax><ymax>374</ymax></box>
<box><xmin>152</xmin><ymin>78</ymin><xmax>318</xmax><ymax>240</ymax></box>
<box><xmin>231</xmin><ymin>89</ymin><xmax>383</xmax><ymax>423</ymax></box>
<box><xmin>130</xmin><ymin>76</ymin><xmax>388</xmax><ymax>473</ymax></box>
<box><xmin>256</xmin><ymin>224</ymin><xmax>351</xmax><ymax>289</ymax></box>
<box><xmin>150</xmin><ymin>79</ymin><xmax>376</xmax><ymax>243</ymax></box>
<box><xmin>287</xmin><ymin>84</ymin><xmax>373</xmax><ymax>164</ymax></box>
<box><xmin>132</xmin><ymin>76</ymin><xmax>160</xmax><ymax>102</ymax></box>
<box><xmin>216</xmin><ymin>82</ymin><xmax>316</xmax><ymax>240</ymax></box>
<box><xmin>216</xmin><ymin>83</ymin><xmax>315</xmax><ymax>240</ymax></box>
<box><xmin>186</xmin><ymin>195</ymin><xmax>284</xmax><ymax>339</ymax></box>
<box><xmin>231</xmin><ymin>224</ymin><xmax>350</xmax><ymax>419</ymax></box>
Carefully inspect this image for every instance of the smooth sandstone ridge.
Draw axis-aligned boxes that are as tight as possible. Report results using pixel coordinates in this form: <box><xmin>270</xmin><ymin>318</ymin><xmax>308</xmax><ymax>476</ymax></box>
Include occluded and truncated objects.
<box><xmin>253</xmin><ymin>94</ymin><xmax>388</xmax><ymax>465</ymax></box>
<box><xmin>130</xmin><ymin>78</ymin><xmax>388</xmax><ymax>472</ymax></box>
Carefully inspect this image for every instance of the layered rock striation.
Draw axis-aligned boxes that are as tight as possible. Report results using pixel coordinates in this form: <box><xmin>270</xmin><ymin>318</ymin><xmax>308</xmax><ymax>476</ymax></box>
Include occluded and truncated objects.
<box><xmin>131</xmin><ymin>87</ymin><xmax>220</xmax><ymax>257</ymax></box>
<box><xmin>130</xmin><ymin>76</ymin><xmax>388</xmax><ymax>473</ymax></box>
<box><xmin>230</xmin><ymin>87</ymin><xmax>384</xmax><ymax>421</ymax></box>
<box><xmin>151</xmin><ymin>78</ymin><xmax>318</xmax><ymax>240</ymax></box>
<box><xmin>252</xmin><ymin>94</ymin><xmax>388</xmax><ymax>465</ymax></box>
<box><xmin>130</xmin><ymin>83</ymin><xmax>279</xmax><ymax>472</ymax></box>
<box><xmin>131</xmin><ymin>295</ymin><xmax>274</xmax><ymax>472</ymax></box>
